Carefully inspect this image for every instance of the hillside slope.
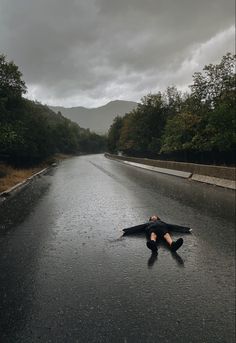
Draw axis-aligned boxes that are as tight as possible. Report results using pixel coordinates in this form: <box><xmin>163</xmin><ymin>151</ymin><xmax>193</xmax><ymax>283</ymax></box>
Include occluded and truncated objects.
<box><xmin>50</xmin><ymin>100</ymin><xmax>137</xmax><ymax>133</ymax></box>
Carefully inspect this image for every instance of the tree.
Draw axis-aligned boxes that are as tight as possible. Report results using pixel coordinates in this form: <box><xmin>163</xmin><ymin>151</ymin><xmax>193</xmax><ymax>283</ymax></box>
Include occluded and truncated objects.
<box><xmin>107</xmin><ymin>116</ymin><xmax>124</xmax><ymax>153</ymax></box>
<box><xmin>190</xmin><ymin>52</ymin><xmax>236</xmax><ymax>108</ymax></box>
<box><xmin>118</xmin><ymin>112</ymin><xmax>138</xmax><ymax>154</ymax></box>
<box><xmin>163</xmin><ymin>86</ymin><xmax>183</xmax><ymax>116</ymax></box>
<box><xmin>106</xmin><ymin>52</ymin><xmax>235</xmax><ymax>164</ymax></box>
<box><xmin>134</xmin><ymin>93</ymin><xmax>168</xmax><ymax>155</ymax></box>
<box><xmin>0</xmin><ymin>54</ymin><xmax>27</xmax><ymax>99</ymax></box>
<box><xmin>200</xmin><ymin>97</ymin><xmax>236</xmax><ymax>152</ymax></box>
<box><xmin>160</xmin><ymin>112</ymin><xmax>201</xmax><ymax>154</ymax></box>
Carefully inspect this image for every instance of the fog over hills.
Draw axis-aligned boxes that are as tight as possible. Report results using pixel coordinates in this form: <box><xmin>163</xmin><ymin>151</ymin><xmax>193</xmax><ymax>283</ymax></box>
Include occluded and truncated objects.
<box><xmin>49</xmin><ymin>100</ymin><xmax>137</xmax><ymax>134</ymax></box>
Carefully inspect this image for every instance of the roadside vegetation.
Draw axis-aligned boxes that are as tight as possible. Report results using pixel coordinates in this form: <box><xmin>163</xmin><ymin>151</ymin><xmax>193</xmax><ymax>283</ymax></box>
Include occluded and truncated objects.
<box><xmin>0</xmin><ymin>163</ymin><xmax>44</xmax><ymax>193</ymax></box>
<box><xmin>0</xmin><ymin>54</ymin><xmax>107</xmax><ymax>191</ymax></box>
<box><xmin>0</xmin><ymin>54</ymin><xmax>107</xmax><ymax>168</ymax></box>
<box><xmin>0</xmin><ymin>154</ymin><xmax>73</xmax><ymax>193</ymax></box>
<box><xmin>107</xmin><ymin>53</ymin><xmax>236</xmax><ymax>165</ymax></box>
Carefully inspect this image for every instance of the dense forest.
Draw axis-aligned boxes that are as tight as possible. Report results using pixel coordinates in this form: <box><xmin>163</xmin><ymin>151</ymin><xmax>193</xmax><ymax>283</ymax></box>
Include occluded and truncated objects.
<box><xmin>0</xmin><ymin>54</ymin><xmax>107</xmax><ymax>166</ymax></box>
<box><xmin>108</xmin><ymin>53</ymin><xmax>236</xmax><ymax>165</ymax></box>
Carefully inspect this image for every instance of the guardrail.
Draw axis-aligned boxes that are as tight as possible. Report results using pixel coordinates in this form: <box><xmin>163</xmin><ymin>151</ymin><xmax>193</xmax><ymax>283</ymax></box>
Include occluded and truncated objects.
<box><xmin>105</xmin><ymin>153</ymin><xmax>235</xmax><ymax>180</ymax></box>
<box><xmin>105</xmin><ymin>153</ymin><xmax>236</xmax><ymax>190</ymax></box>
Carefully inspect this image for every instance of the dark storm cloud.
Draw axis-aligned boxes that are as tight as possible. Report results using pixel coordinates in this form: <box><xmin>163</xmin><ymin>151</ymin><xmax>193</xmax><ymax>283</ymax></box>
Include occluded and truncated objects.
<box><xmin>0</xmin><ymin>0</ymin><xmax>234</xmax><ymax>106</ymax></box>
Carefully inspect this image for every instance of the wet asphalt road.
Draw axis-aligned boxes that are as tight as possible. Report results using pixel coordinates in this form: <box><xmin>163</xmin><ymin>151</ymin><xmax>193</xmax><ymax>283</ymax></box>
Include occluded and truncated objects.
<box><xmin>0</xmin><ymin>154</ymin><xmax>235</xmax><ymax>343</ymax></box>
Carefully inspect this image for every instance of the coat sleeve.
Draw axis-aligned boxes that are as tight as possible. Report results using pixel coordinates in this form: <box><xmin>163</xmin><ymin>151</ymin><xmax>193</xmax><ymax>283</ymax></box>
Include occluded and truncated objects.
<box><xmin>122</xmin><ymin>222</ymin><xmax>150</xmax><ymax>235</ymax></box>
<box><xmin>165</xmin><ymin>222</ymin><xmax>192</xmax><ymax>233</ymax></box>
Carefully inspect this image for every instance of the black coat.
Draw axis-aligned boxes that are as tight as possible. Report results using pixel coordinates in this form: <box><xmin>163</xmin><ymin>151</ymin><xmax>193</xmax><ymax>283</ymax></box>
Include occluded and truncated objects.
<box><xmin>122</xmin><ymin>220</ymin><xmax>191</xmax><ymax>235</ymax></box>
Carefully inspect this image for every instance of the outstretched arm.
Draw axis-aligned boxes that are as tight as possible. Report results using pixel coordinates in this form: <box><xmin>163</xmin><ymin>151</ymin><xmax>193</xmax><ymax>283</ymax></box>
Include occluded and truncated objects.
<box><xmin>123</xmin><ymin>222</ymin><xmax>150</xmax><ymax>235</ymax></box>
<box><xmin>166</xmin><ymin>223</ymin><xmax>192</xmax><ymax>233</ymax></box>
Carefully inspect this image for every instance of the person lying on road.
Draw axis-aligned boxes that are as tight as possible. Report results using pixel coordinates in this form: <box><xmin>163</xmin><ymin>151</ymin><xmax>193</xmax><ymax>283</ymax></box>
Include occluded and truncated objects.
<box><xmin>146</xmin><ymin>215</ymin><xmax>186</xmax><ymax>253</ymax></box>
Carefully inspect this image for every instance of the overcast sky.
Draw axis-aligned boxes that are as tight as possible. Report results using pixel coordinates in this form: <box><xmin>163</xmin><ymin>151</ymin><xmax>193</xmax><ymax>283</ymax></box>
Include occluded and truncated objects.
<box><xmin>0</xmin><ymin>0</ymin><xmax>235</xmax><ymax>108</ymax></box>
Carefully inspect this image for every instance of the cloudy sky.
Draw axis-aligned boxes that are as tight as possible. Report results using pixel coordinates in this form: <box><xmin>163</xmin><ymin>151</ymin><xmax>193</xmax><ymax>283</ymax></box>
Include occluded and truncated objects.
<box><xmin>0</xmin><ymin>0</ymin><xmax>235</xmax><ymax>108</ymax></box>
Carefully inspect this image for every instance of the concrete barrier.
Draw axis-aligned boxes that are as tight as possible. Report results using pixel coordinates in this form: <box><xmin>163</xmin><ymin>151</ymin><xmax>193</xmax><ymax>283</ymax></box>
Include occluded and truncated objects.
<box><xmin>191</xmin><ymin>174</ymin><xmax>235</xmax><ymax>190</ymax></box>
<box><xmin>105</xmin><ymin>153</ymin><xmax>236</xmax><ymax>190</ymax></box>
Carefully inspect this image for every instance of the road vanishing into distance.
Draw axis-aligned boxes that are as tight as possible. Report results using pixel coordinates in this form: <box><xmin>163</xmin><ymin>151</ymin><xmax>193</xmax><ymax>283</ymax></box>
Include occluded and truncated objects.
<box><xmin>0</xmin><ymin>154</ymin><xmax>235</xmax><ymax>343</ymax></box>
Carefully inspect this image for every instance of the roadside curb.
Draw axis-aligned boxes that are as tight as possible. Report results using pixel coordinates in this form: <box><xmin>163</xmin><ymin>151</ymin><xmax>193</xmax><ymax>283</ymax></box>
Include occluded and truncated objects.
<box><xmin>190</xmin><ymin>174</ymin><xmax>235</xmax><ymax>190</ymax></box>
<box><xmin>122</xmin><ymin>161</ymin><xmax>192</xmax><ymax>178</ymax></box>
<box><xmin>0</xmin><ymin>166</ymin><xmax>52</xmax><ymax>200</ymax></box>
<box><xmin>105</xmin><ymin>154</ymin><xmax>235</xmax><ymax>190</ymax></box>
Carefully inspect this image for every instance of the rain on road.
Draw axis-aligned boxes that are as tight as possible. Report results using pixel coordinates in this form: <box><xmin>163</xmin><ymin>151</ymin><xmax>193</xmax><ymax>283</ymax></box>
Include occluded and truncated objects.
<box><xmin>0</xmin><ymin>154</ymin><xmax>235</xmax><ymax>343</ymax></box>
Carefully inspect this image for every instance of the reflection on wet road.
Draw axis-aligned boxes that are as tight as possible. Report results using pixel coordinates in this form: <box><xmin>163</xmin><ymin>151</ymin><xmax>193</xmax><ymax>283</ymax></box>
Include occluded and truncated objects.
<box><xmin>0</xmin><ymin>154</ymin><xmax>235</xmax><ymax>342</ymax></box>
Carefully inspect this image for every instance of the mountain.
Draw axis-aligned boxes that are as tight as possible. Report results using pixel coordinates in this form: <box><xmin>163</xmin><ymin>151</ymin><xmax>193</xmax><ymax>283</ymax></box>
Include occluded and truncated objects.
<box><xmin>49</xmin><ymin>100</ymin><xmax>137</xmax><ymax>134</ymax></box>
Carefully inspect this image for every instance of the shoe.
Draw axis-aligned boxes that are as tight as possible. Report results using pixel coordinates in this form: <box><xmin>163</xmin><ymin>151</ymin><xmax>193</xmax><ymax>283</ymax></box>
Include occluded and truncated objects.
<box><xmin>171</xmin><ymin>238</ymin><xmax>183</xmax><ymax>252</ymax></box>
<box><xmin>146</xmin><ymin>240</ymin><xmax>158</xmax><ymax>252</ymax></box>
<box><xmin>148</xmin><ymin>252</ymin><xmax>158</xmax><ymax>267</ymax></box>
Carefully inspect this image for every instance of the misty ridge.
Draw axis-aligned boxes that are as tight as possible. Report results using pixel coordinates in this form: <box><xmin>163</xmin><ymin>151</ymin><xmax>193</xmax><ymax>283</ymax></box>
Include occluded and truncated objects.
<box><xmin>49</xmin><ymin>100</ymin><xmax>137</xmax><ymax>134</ymax></box>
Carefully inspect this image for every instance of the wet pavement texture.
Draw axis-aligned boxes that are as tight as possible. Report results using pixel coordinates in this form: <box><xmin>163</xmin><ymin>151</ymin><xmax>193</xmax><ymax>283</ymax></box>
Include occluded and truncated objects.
<box><xmin>0</xmin><ymin>154</ymin><xmax>235</xmax><ymax>343</ymax></box>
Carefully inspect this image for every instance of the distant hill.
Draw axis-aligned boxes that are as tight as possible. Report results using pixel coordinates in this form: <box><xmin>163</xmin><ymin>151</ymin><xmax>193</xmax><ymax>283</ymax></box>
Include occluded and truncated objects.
<box><xmin>49</xmin><ymin>100</ymin><xmax>137</xmax><ymax>134</ymax></box>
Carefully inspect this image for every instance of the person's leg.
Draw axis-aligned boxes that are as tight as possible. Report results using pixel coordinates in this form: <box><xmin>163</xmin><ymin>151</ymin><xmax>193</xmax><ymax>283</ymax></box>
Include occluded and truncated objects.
<box><xmin>146</xmin><ymin>232</ymin><xmax>158</xmax><ymax>252</ymax></box>
<box><xmin>150</xmin><ymin>232</ymin><xmax>157</xmax><ymax>242</ymax></box>
<box><xmin>163</xmin><ymin>233</ymin><xmax>173</xmax><ymax>246</ymax></box>
<box><xmin>164</xmin><ymin>233</ymin><xmax>183</xmax><ymax>252</ymax></box>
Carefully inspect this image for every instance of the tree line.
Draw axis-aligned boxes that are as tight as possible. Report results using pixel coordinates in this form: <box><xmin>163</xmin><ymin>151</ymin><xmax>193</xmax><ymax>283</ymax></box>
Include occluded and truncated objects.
<box><xmin>0</xmin><ymin>54</ymin><xmax>107</xmax><ymax>166</ymax></box>
<box><xmin>108</xmin><ymin>53</ymin><xmax>235</xmax><ymax>165</ymax></box>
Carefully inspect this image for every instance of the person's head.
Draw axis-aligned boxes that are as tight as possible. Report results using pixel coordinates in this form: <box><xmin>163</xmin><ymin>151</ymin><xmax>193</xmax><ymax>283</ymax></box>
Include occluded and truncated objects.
<box><xmin>149</xmin><ymin>215</ymin><xmax>160</xmax><ymax>222</ymax></box>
